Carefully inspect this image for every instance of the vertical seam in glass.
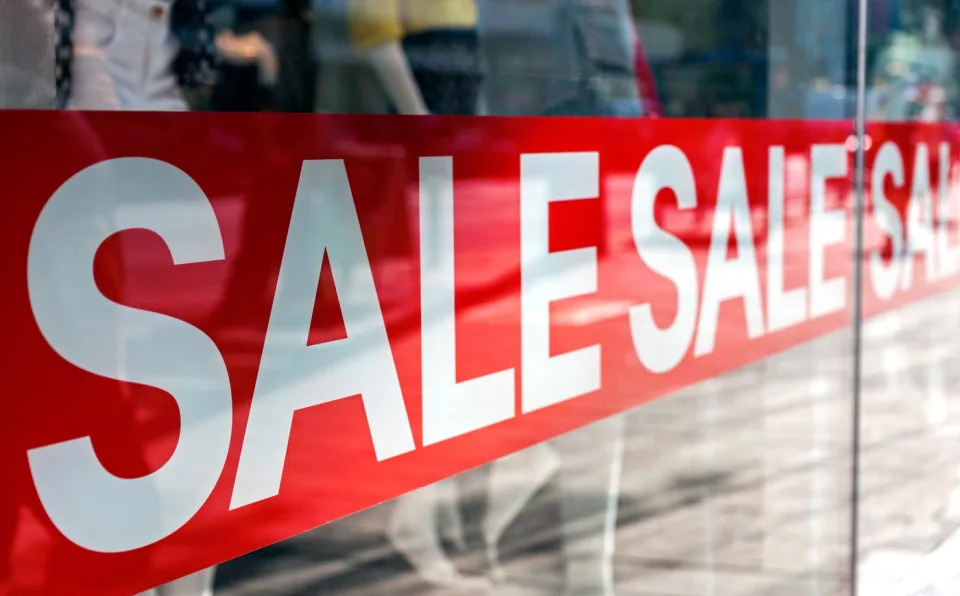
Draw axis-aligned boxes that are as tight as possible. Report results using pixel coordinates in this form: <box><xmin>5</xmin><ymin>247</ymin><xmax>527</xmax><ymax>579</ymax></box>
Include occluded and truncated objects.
<box><xmin>851</xmin><ymin>0</ymin><xmax>869</xmax><ymax>592</ymax></box>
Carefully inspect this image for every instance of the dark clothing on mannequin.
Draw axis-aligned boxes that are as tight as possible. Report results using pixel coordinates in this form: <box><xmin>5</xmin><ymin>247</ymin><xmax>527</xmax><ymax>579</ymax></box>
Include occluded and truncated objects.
<box><xmin>478</xmin><ymin>0</ymin><xmax>642</xmax><ymax>117</ymax></box>
<box><xmin>402</xmin><ymin>28</ymin><xmax>481</xmax><ymax>115</ymax></box>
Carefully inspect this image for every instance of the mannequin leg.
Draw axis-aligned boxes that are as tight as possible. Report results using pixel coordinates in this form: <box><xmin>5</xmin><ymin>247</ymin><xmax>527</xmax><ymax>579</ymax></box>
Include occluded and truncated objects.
<box><xmin>482</xmin><ymin>442</ymin><xmax>560</xmax><ymax>579</ymax></box>
<box><xmin>551</xmin><ymin>416</ymin><xmax>625</xmax><ymax>596</ymax></box>
<box><xmin>435</xmin><ymin>477</ymin><xmax>467</xmax><ymax>551</ymax></box>
<box><xmin>139</xmin><ymin>566</ymin><xmax>216</xmax><ymax>596</ymax></box>
<box><xmin>387</xmin><ymin>480</ymin><xmax>489</xmax><ymax>588</ymax></box>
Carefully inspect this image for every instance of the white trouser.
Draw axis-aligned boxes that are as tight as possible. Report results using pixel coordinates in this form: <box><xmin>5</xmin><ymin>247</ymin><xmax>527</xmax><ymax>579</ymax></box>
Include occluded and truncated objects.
<box><xmin>69</xmin><ymin>0</ymin><xmax>186</xmax><ymax>110</ymax></box>
<box><xmin>139</xmin><ymin>566</ymin><xmax>216</xmax><ymax>596</ymax></box>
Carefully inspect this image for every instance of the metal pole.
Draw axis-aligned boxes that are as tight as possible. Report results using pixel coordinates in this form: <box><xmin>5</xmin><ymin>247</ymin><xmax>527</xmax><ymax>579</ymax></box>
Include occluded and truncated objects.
<box><xmin>850</xmin><ymin>0</ymin><xmax>869</xmax><ymax>591</ymax></box>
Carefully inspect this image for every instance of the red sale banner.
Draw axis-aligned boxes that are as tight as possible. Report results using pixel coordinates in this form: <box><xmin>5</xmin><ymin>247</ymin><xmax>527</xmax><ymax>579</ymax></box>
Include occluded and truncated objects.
<box><xmin>0</xmin><ymin>112</ymin><xmax>958</xmax><ymax>594</ymax></box>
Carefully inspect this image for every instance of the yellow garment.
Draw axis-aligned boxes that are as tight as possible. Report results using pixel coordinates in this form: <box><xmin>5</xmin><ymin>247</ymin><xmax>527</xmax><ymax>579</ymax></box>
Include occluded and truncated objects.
<box><xmin>348</xmin><ymin>0</ymin><xmax>477</xmax><ymax>51</ymax></box>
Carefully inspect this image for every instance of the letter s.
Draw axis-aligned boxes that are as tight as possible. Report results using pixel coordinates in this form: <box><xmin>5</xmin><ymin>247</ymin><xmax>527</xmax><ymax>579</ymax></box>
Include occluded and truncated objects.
<box><xmin>26</xmin><ymin>158</ymin><xmax>232</xmax><ymax>553</ymax></box>
<box><xmin>630</xmin><ymin>145</ymin><xmax>699</xmax><ymax>373</ymax></box>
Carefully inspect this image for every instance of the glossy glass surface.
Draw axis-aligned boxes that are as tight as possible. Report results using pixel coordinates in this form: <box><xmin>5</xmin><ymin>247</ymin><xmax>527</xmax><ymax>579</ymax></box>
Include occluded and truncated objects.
<box><xmin>2</xmin><ymin>1</ymin><xmax>958</xmax><ymax>595</ymax></box>
<box><xmin>858</xmin><ymin>2</ymin><xmax>960</xmax><ymax>595</ymax></box>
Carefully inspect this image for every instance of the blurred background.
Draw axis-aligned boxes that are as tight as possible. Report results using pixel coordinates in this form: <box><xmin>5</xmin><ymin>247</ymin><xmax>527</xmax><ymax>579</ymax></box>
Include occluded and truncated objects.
<box><xmin>3</xmin><ymin>1</ymin><xmax>960</xmax><ymax>595</ymax></box>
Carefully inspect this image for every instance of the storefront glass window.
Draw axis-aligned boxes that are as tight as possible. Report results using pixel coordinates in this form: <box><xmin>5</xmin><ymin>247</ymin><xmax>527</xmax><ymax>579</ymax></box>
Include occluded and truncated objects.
<box><xmin>3</xmin><ymin>1</ymin><xmax>959</xmax><ymax>595</ymax></box>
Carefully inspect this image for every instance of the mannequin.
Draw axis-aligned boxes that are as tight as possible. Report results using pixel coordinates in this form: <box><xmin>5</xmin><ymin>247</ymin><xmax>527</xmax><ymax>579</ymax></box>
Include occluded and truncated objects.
<box><xmin>476</xmin><ymin>1</ymin><xmax>642</xmax><ymax>594</ymax></box>
<box><xmin>348</xmin><ymin>1</ymin><xmax>640</xmax><ymax>593</ymax></box>
<box><xmin>56</xmin><ymin>0</ymin><xmax>217</xmax><ymax>110</ymax></box>
<box><xmin>54</xmin><ymin>4</ymin><xmax>220</xmax><ymax>594</ymax></box>
<box><xmin>346</xmin><ymin>0</ymin><xmax>488</xmax><ymax>589</ymax></box>
<box><xmin>348</xmin><ymin>0</ymin><xmax>481</xmax><ymax>115</ymax></box>
<box><xmin>478</xmin><ymin>0</ymin><xmax>643</xmax><ymax>117</ymax></box>
<box><xmin>361</xmin><ymin>33</ymin><xmax>428</xmax><ymax>114</ymax></box>
<box><xmin>869</xmin><ymin>5</ymin><xmax>957</xmax><ymax>121</ymax></box>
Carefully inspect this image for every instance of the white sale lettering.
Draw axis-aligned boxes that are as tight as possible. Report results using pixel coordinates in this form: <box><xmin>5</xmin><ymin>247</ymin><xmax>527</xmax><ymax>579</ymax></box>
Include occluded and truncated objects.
<box><xmin>27</xmin><ymin>158</ymin><xmax>233</xmax><ymax>552</ymax></box>
<box><xmin>24</xmin><ymin>138</ymin><xmax>960</xmax><ymax>553</ymax></box>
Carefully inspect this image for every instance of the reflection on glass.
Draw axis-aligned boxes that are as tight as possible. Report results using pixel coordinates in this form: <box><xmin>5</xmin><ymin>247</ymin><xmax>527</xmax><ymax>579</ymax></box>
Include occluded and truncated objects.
<box><xmin>859</xmin><ymin>3</ymin><xmax>960</xmax><ymax>594</ymax></box>
<box><xmin>0</xmin><ymin>0</ymin><xmax>896</xmax><ymax>595</ymax></box>
<box><xmin>867</xmin><ymin>1</ymin><xmax>960</xmax><ymax>123</ymax></box>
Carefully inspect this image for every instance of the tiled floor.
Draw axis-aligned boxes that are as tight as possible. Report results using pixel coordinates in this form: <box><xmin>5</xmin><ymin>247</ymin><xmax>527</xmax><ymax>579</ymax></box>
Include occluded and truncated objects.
<box><xmin>211</xmin><ymin>286</ymin><xmax>960</xmax><ymax>595</ymax></box>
